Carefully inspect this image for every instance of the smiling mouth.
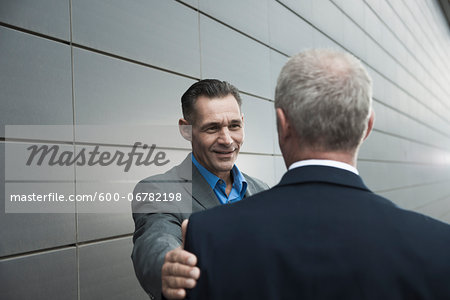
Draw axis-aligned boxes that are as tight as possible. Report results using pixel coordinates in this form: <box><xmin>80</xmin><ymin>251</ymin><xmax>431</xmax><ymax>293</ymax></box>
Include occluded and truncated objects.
<box><xmin>213</xmin><ymin>149</ymin><xmax>235</xmax><ymax>155</ymax></box>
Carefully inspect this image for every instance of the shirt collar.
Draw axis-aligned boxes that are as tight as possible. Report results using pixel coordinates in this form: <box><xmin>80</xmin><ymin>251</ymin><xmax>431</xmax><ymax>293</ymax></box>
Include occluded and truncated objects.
<box><xmin>288</xmin><ymin>159</ymin><xmax>359</xmax><ymax>175</ymax></box>
<box><xmin>230</xmin><ymin>162</ymin><xmax>247</xmax><ymax>193</ymax></box>
<box><xmin>191</xmin><ymin>153</ymin><xmax>247</xmax><ymax>190</ymax></box>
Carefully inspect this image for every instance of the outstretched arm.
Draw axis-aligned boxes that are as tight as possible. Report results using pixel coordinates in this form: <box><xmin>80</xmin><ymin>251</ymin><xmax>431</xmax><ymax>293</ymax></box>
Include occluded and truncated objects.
<box><xmin>132</xmin><ymin>215</ymin><xmax>200</xmax><ymax>300</ymax></box>
<box><xmin>161</xmin><ymin>220</ymin><xmax>200</xmax><ymax>299</ymax></box>
<box><xmin>132</xmin><ymin>212</ymin><xmax>183</xmax><ymax>299</ymax></box>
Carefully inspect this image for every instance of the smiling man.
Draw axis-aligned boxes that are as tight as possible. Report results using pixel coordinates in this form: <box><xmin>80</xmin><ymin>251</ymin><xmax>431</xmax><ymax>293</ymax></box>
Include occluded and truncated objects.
<box><xmin>180</xmin><ymin>93</ymin><xmax>246</xmax><ymax>203</ymax></box>
<box><xmin>131</xmin><ymin>79</ymin><xmax>268</xmax><ymax>300</ymax></box>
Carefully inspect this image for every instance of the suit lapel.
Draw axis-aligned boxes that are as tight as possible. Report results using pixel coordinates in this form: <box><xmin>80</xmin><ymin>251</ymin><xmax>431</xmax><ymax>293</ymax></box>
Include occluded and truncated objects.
<box><xmin>277</xmin><ymin>165</ymin><xmax>370</xmax><ymax>192</ymax></box>
<box><xmin>192</xmin><ymin>167</ymin><xmax>221</xmax><ymax>209</ymax></box>
<box><xmin>176</xmin><ymin>154</ymin><xmax>221</xmax><ymax>210</ymax></box>
<box><xmin>243</xmin><ymin>174</ymin><xmax>257</xmax><ymax>197</ymax></box>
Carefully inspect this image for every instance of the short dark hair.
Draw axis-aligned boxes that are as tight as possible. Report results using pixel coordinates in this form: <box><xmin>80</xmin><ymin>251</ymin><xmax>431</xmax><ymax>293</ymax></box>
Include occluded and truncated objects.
<box><xmin>181</xmin><ymin>79</ymin><xmax>242</xmax><ymax>123</ymax></box>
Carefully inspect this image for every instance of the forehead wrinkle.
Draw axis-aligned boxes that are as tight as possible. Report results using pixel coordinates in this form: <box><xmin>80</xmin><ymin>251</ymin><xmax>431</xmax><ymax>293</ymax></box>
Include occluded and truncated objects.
<box><xmin>192</xmin><ymin>95</ymin><xmax>242</xmax><ymax>126</ymax></box>
<box><xmin>200</xmin><ymin>110</ymin><xmax>241</xmax><ymax>124</ymax></box>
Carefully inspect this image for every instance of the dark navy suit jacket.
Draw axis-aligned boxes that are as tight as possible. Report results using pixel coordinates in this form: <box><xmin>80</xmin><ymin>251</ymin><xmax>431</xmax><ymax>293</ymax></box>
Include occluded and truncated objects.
<box><xmin>185</xmin><ymin>165</ymin><xmax>450</xmax><ymax>300</ymax></box>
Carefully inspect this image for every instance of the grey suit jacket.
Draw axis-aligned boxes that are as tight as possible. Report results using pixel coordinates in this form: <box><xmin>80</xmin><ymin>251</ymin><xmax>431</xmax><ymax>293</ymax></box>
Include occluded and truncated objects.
<box><xmin>131</xmin><ymin>154</ymin><xmax>268</xmax><ymax>300</ymax></box>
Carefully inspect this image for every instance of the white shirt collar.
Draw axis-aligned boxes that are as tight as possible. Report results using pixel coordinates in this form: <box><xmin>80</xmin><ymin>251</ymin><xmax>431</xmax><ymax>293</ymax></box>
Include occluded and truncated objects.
<box><xmin>288</xmin><ymin>159</ymin><xmax>359</xmax><ymax>175</ymax></box>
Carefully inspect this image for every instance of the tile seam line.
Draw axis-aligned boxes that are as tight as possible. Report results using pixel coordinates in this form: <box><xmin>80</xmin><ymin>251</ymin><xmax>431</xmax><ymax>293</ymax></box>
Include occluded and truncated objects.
<box><xmin>358</xmin><ymin>158</ymin><xmax>450</xmax><ymax>166</ymax></box>
<box><xmin>359</xmin><ymin>0</ymin><xmax>450</xmax><ymax>103</ymax></box>
<box><xmin>380</xmin><ymin>0</ymin><xmax>450</xmax><ymax>100</ymax></box>
<box><xmin>274</xmin><ymin>1</ymin><xmax>450</xmax><ymax>126</ymax></box>
<box><xmin>0</xmin><ymin>21</ymin><xmax>70</xmax><ymax>45</ymax></box>
<box><xmin>334</xmin><ymin>0</ymin><xmax>450</xmax><ymax>111</ymax></box>
<box><xmin>387</xmin><ymin>0</ymin><xmax>450</xmax><ymax>82</ymax></box>
<box><xmin>1</xmin><ymin>16</ymin><xmax>447</xmax><ymax>120</ymax></box>
<box><xmin>371</xmin><ymin>128</ymin><xmax>450</xmax><ymax>152</ymax></box>
<box><xmin>0</xmin><ymin>233</ymin><xmax>134</xmax><ymax>261</ymax></box>
<box><xmin>422</xmin><ymin>0</ymin><xmax>450</xmax><ymax>48</ymax></box>
<box><xmin>374</xmin><ymin>179</ymin><xmax>450</xmax><ymax>193</ymax></box>
<box><xmin>412</xmin><ymin>193</ymin><xmax>450</xmax><ymax>210</ymax></box>
<box><xmin>0</xmin><ymin>138</ymin><xmax>282</xmax><ymax>155</ymax></box>
<box><xmin>2</xmin><ymin>130</ymin><xmax>449</xmax><ymax>153</ymax></box>
<box><xmin>71</xmin><ymin>43</ymin><xmax>200</xmax><ymax>82</ymax></box>
<box><xmin>68</xmin><ymin>0</ymin><xmax>81</xmax><ymax>298</ymax></box>
<box><xmin>0</xmin><ymin>244</ymin><xmax>77</xmax><ymax>261</ymax></box>
<box><xmin>1</xmin><ymin>7</ymin><xmax>448</xmax><ymax>114</ymax></box>
<box><xmin>379</xmin><ymin>0</ymin><xmax>450</xmax><ymax>91</ymax></box>
<box><xmin>373</xmin><ymin>98</ymin><xmax>450</xmax><ymax>140</ymax></box>
<box><xmin>1</xmin><ymin>7</ymin><xmax>449</xmax><ymax>122</ymax></box>
<box><xmin>402</xmin><ymin>0</ymin><xmax>450</xmax><ymax>73</ymax></box>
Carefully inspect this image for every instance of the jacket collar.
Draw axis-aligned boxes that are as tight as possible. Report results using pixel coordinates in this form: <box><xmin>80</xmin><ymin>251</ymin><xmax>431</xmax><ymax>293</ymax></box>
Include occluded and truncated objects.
<box><xmin>176</xmin><ymin>153</ymin><xmax>194</xmax><ymax>181</ymax></box>
<box><xmin>176</xmin><ymin>153</ymin><xmax>261</xmax><ymax>209</ymax></box>
<box><xmin>277</xmin><ymin>165</ymin><xmax>370</xmax><ymax>192</ymax></box>
<box><xmin>176</xmin><ymin>154</ymin><xmax>222</xmax><ymax>210</ymax></box>
<box><xmin>243</xmin><ymin>173</ymin><xmax>259</xmax><ymax>197</ymax></box>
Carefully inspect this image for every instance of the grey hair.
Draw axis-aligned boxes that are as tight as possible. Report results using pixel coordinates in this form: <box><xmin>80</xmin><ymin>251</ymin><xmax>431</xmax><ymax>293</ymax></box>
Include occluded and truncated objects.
<box><xmin>275</xmin><ymin>49</ymin><xmax>373</xmax><ymax>151</ymax></box>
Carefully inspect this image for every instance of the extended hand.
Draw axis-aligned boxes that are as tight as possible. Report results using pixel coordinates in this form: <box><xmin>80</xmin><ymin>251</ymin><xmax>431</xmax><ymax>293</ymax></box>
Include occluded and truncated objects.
<box><xmin>161</xmin><ymin>220</ymin><xmax>200</xmax><ymax>299</ymax></box>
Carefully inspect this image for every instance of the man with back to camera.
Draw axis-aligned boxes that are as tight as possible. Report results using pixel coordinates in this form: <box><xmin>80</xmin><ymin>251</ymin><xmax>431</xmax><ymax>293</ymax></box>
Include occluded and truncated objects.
<box><xmin>131</xmin><ymin>79</ymin><xmax>269</xmax><ymax>300</ymax></box>
<box><xmin>184</xmin><ymin>49</ymin><xmax>450</xmax><ymax>299</ymax></box>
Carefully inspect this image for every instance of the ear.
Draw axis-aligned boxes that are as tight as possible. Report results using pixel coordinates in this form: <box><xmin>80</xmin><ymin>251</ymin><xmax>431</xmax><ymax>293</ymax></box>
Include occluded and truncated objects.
<box><xmin>363</xmin><ymin>110</ymin><xmax>375</xmax><ymax>141</ymax></box>
<box><xmin>178</xmin><ymin>118</ymin><xmax>192</xmax><ymax>141</ymax></box>
<box><xmin>276</xmin><ymin>108</ymin><xmax>291</xmax><ymax>143</ymax></box>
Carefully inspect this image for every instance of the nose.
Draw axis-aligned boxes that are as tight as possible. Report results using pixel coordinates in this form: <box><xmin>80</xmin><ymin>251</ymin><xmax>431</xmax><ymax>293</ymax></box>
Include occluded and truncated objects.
<box><xmin>218</xmin><ymin>127</ymin><xmax>233</xmax><ymax>145</ymax></box>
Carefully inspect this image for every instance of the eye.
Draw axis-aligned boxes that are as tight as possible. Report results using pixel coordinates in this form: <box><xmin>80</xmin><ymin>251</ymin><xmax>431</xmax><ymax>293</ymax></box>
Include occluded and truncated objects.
<box><xmin>229</xmin><ymin>123</ymin><xmax>242</xmax><ymax>130</ymax></box>
<box><xmin>205</xmin><ymin>126</ymin><xmax>219</xmax><ymax>133</ymax></box>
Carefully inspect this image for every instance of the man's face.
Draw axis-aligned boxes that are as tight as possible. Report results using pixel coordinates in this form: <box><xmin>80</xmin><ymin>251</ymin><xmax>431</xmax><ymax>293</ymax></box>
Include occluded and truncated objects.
<box><xmin>190</xmin><ymin>94</ymin><xmax>244</xmax><ymax>178</ymax></box>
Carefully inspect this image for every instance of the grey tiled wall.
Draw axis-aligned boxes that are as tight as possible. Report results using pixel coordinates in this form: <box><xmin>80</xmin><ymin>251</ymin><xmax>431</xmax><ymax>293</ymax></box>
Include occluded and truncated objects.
<box><xmin>1</xmin><ymin>0</ymin><xmax>450</xmax><ymax>299</ymax></box>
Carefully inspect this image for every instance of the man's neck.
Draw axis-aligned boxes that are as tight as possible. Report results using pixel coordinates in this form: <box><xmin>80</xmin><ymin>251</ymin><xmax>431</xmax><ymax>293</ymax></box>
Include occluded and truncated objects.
<box><xmin>191</xmin><ymin>153</ymin><xmax>233</xmax><ymax>183</ymax></box>
<box><xmin>284</xmin><ymin>149</ymin><xmax>357</xmax><ymax>169</ymax></box>
<box><xmin>212</xmin><ymin>170</ymin><xmax>233</xmax><ymax>197</ymax></box>
<box><xmin>217</xmin><ymin>171</ymin><xmax>233</xmax><ymax>184</ymax></box>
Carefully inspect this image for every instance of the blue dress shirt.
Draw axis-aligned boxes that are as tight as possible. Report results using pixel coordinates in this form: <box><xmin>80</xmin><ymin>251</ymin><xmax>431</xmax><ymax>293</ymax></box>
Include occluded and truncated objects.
<box><xmin>192</xmin><ymin>153</ymin><xmax>247</xmax><ymax>204</ymax></box>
